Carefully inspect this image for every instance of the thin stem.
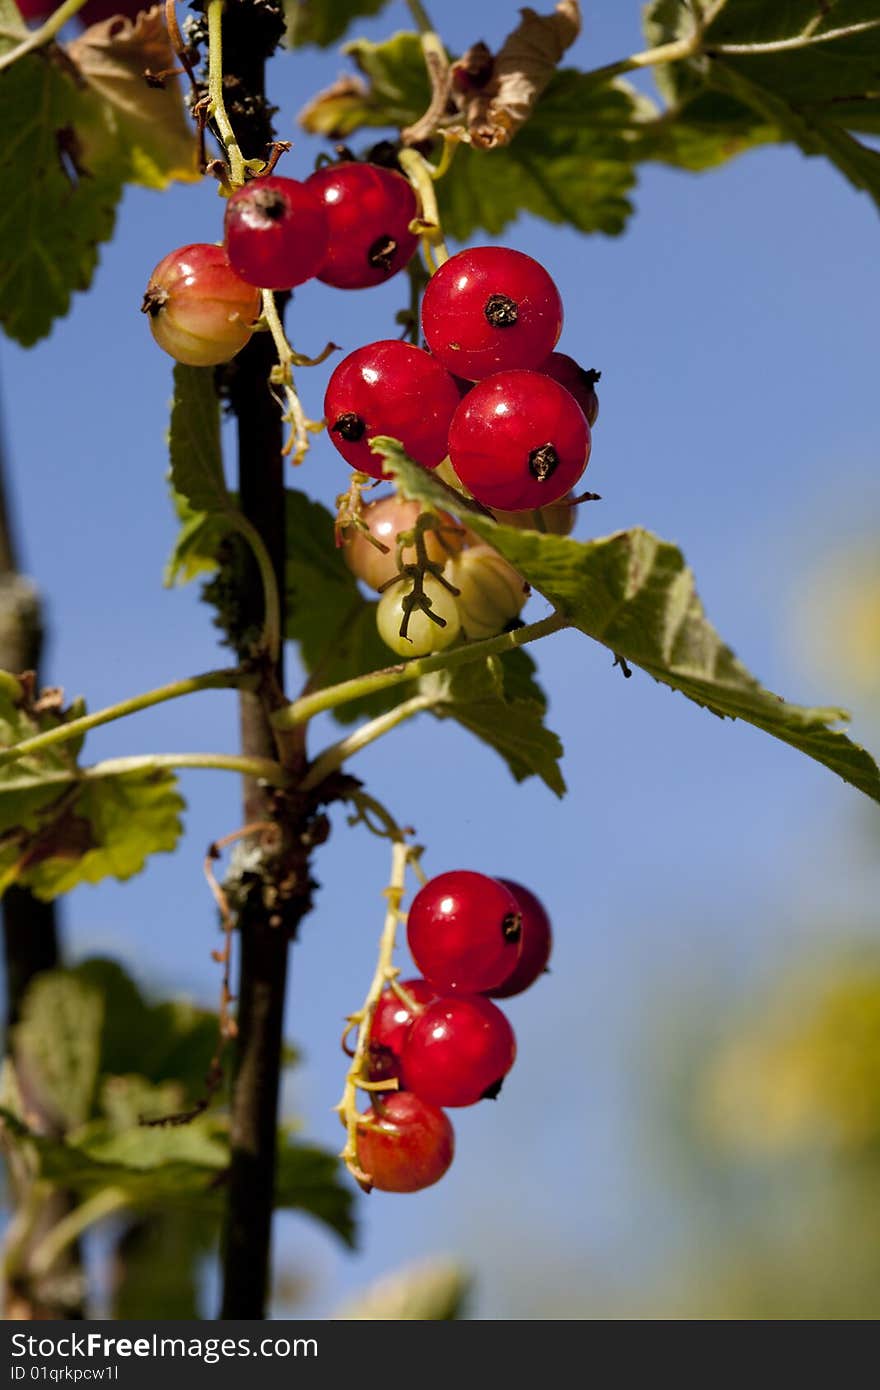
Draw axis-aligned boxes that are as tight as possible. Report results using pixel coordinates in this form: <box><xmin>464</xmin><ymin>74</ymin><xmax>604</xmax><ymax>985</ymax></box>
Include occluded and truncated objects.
<box><xmin>260</xmin><ymin>291</ymin><xmax>308</xmax><ymax>464</ymax></box>
<box><xmin>207</xmin><ymin>0</ymin><xmax>246</xmax><ymax>188</ymax></box>
<box><xmin>273</xmin><ymin>611</ymin><xmax>568</xmax><ymax>729</ymax></box>
<box><xmin>300</xmin><ymin>694</ymin><xmax>435</xmax><ymax>792</ymax></box>
<box><xmin>336</xmin><ymin>838</ymin><xmax>413</xmax><ymax>1187</ymax></box>
<box><xmin>398</xmin><ymin>148</ymin><xmax>450</xmax><ymax>267</ymax></box>
<box><xmin>405</xmin><ymin>0</ymin><xmax>435</xmax><ymax>35</ymax></box>
<box><xmin>0</xmin><ymin>668</ymin><xmax>245</xmax><ymax>769</ymax></box>
<box><xmin>579</xmin><ymin>31</ymin><xmax>704</xmax><ymax>85</ymax></box>
<box><xmin>29</xmin><ymin>1189</ymin><xmax>129</xmax><ymax>1280</ymax></box>
<box><xmin>0</xmin><ymin>0</ymin><xmax>89</xmax><ymax>74</ymax></box>
<box><xmin>84</xmin><ymin>752</ymin><xmax>290</xmax><ymax>784</ymax></box>
<box><xmin>230</xmin><ymin>514</ymin><xmax>282</xmax><ymax>662</ymax></box>
<box><xmin>708</xmin><ymin>20</ymin><xmax>880</xmax><ymax>55</ymax></box>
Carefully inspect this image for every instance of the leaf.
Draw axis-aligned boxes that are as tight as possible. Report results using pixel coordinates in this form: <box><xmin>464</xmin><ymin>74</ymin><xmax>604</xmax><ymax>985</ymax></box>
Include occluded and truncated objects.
<box><xmin>300</xmin><ymin>33</ymin><xmax>641</xmax><ymax>238</ymax></box>
<box><xmin>164</xmin><ymin>487</ymin><xmax>235</xmax><ymax>587</ymax></box>
<box><xmin>111</xmin><ymin>1210</ymin><xmax>214</xmax><ymax>1320</ymax></box>
<box><xmin>13</xmin><ymin>971</ymin><xmax>104</xmax><ymax>1130</ymax></box>
<box><xmin>640</xmin><ymin>0</ymin><xmax>880</xmax><ymax>205</ymax></box>
<box><xmin>0</xmin><ymin>55</ymin><xmax>121</xmax><ymax>346</ymax></box>
<box><xmin>276</xmin><ymin>1140</ymin><xmax>357</xmax><ymax>1247</ymax></box>
<box><xmin>336</xmin><ymin>1257</ymin><xmax>470</xmax><ymax>1319</ymax></box>
<box><xmin>67</xmin><ymin>8</ymin><xmax>199</xmax><ymax>190</ymax></box>
<box><xmin>0</xmin><ymin>763</ymin><xmax>185</xmax><ymax>901</ymax></box>
<box><xmin>169</xmin><ymin>365</ymin><xmax>232</xmax><ymax>515</ymax></box>
<box><xmin>382</xmin><ymin>442</ymin><xmax>880</xmax><ymax>805</ymax></box>
<box><xmin>457</xmin><ymin>0</ymin><xmax>581</xmax><ymax>149</ymax></box>
<box><xmin>0</xmin><ymin>1107</ymin><xmax>355</xmax><ymax>1243</ymax></box>
<box><xmin>284</xmin><ymin>0</ymin><xmax>392</xmax><ymax>48</ymax></box>
<box><xmin>285</xmin><ymin>490</ymin><xmax>410</xmax><ymax>725</ymax></box>
<box><xmin>0</xmin><ymin>679</ymin><xmax>86</xmax><ymax>834</ymax></box>
<box><xmin>422</xmin><ymin>654</ymin><xmax>566</xmax><ymax>796</ymax></box>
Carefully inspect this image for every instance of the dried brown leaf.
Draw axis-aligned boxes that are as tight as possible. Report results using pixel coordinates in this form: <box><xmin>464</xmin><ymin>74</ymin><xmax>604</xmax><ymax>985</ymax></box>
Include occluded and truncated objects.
<box><xmin>468</xmin><ymin>0</ymin><xmax>581</xmax><ymax>149</ymax></box>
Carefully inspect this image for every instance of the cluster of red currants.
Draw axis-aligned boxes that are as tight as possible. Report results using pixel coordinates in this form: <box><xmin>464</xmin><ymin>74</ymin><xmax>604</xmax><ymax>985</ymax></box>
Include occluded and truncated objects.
<box><xmin>357</xmin><ymin>872</ymin><xmax>551</xmax><ymax>1193</ymax></box>
<box><xmin>142</xmin><ymin>161</ymin><xmax>423</xmax><ymax>365</ymax></box>
<box><xmin>325</xmin><ymin>245</ymin><xmax>597</xmax><ymax>515</ymax></box>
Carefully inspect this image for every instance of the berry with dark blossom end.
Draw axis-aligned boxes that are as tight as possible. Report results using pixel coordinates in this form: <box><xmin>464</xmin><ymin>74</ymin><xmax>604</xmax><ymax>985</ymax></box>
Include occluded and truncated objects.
<box><xmin>368</xmin><ymin>978</ymin><xmax>439</xmax><ymax>1082</ymax></box>
<box><xmin>306</xmin><ymin>162</ymin><xmax>419</xmax><ymax>289</ymax></box>
<box><xmin>324</xmin><ymin>340</ymin><xmax>461</xmax><ymax>479</ymax></box>
<box><xmin>421</xmin><ymin>247</ymin><xmax>563</xmax><ymax>381</ymax></box>
<box><xmin>355</xmin><ymin>1092</ymin><xmax>454</xmax><ymax>1193</ymax></box>
<box><xmin>141</xmin><ymin>244</ymin><xmax>262</xmax><ymax>367</ymax></box>
<box><xmin>540</xmin><ymin>351</ymin><xmax>600</xmax><ymax>426</ymax></box>
<box><xmin>400</xmin><ymin>996</ymin><xmax>517</xmax><ymax>1108</ymax></box>
<box><xmin>448</xmin><ymin>369</ymin><xmax>591</xmax><ymax>511</ymax></box>
<box><xmin>223</xmin><ymin>175</ymin><xmax>329</xmax><ymax>290</ymax></box>
<box><xmin>486</xmin><ymin>880</ymin><xmax>553</xmax><ymax>999</ymax></box>
<box><xmin>407</xmin><ymin>870</ymin><xmax>523</xmax><ymax>993</ymax></box>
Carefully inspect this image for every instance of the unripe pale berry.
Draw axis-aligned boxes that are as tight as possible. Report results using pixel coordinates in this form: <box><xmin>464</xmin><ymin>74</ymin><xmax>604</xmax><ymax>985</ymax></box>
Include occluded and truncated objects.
<box><xmin>306</xmin><ymin>161</ymin><xmax>419</xmax><ymax>289</ymax></box>
<box><xmin>421</xmin><ymin>247</ymin><xmax>563</xmax><ymax>381</ymax></box>
<box><xmin>141</xmin><ymin>244</ymin><xmax>261</xmax><ymax>367</ymax></box>
<box><xmin>224</xmin><ymin>176</ymin><xmax>329</xmax><ymax>290</ymax></box>
<box><xmin>356</xmin><ymin>1092</ymin><xmax>454</xmax><ymax>1193</ymax></box>
<box><xmin>376</xmin><ymin>576</ymin><xmax>461</xmax><ymax>657</ymax></box>
<box><xmin>448</xmin><ymin>369</ymin><xmax>591</xmax><ymax>511</ymax></box>
<box><xmin>345</xmin><ymin>497</ymin><xmax>464</xmax><ymax>592</ymax></box>
<box><xmin>443</xmin><ymin>545</ymin><xmax>528</xmax><ymax>640</ymax></box>
<box><xmin>490</xmin><ymin>492</ymin><xmax>577</xmax><ymax>536</ymax></box>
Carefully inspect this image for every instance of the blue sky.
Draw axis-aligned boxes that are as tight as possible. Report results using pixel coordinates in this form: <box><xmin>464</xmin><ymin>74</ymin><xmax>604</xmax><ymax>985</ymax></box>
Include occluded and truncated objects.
<box><xmin>1</xmin><ymin>1</ymin><xmax>879</xmax><ymax>1317</ymax></box>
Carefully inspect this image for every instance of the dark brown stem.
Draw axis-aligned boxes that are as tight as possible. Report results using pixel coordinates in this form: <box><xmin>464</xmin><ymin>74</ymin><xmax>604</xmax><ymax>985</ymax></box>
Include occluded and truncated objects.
<box><xmin>217</xmin><ymin>0</ymin><xmax>308</xmax><ymax>1321</ymax></box>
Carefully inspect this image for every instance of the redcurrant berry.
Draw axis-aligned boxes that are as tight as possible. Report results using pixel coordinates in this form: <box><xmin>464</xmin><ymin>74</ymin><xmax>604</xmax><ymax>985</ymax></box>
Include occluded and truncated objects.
<box><xmin>407</xmin><ymin>870</ymin><xmax>522</xmax><ymax>993</ymax></box>
<box><xmin>16</xmin><ymin>0</ymin><xmax>54</xmax><ymax>18</ymax></box>
<box><xmin>79</xmin><ymin>0</ymin><xmax>143</xmax><ymax>22</ymax></box>
<box><xmin>224</xmin><ymin>176</ymin><xmax>329</xmax><ymax>290</ymax></box>
<box><xmin>448</xmin><ymin>369</ymin><xmax>591</xmax><ymax>510</ymax></box>
<box><xmin>355</xmin><ymin>1092</ymin><xmax>454</xmax><ymax>1193</ymax></box>
<box><xmin>443</xmin><ymin>544</ymin><xmax>528</xmax><ymax>640</ymax></box>
<box><xmin>401</xmin><ymin>996</ymin><xmax>517</xmax><ymax>1107</ymax></box>
<box><xmin>540</xmin><ymin>352</ymin><xmax>600</xmax><ymax>426</ymax></box>
<box><xmin>421</xmin><ymin>247</ymin><xmax>563</xmax><ymax>381</ymax></box>
<box><xmin>345</xmin><ymin>497</ymin><xmax>464</xmax><ymax>592</ymax></box>
<box><xmin>368</xmin><ymin>978</ymin><xmax>438</xmax><ymax>1082</ymax></box>
<box><xmin>324</xmin><ymin>340</ymin><xmax>460</xmax><ymax>479</ymax></box>
<box><xmin>305</xmin><ymin>162</ymin><xmax>419</xmax><ymax>289</ymax></box>
<box><xmin>376</xmin><ymin>575</ymin><xmax>461</xmax><ymax>657</ymax></box>
<box><xmin>486</xmin><ymin>880</ymin><xmax>552</xmax><ymax>998</ymax></box>
<box><xmin>141</xmin><ymin>244</ymin><xmax>261</xmax><ymax>367</ymax></box>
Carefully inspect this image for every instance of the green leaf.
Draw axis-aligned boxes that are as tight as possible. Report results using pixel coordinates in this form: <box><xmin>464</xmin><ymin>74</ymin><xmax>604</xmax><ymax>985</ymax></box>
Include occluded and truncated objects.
<box><xmin>0</xmin><ymin>55</ymin><xmax>121</xmax><ymax>346</ymax></box>
<box><xmin>13</xmin><ymin>971</ymin><xmax>104</xmax><ymax>1130</ymax></box>
<box><xmin>640</xmin><ymin>0</ymin><xmax>880</xmax><ymax>203</ymax></box>
<box><xmin>276</xmin><ymin>1139</ymin><xmax>357</xmax><ymax>1247</ymax></box>
<box><xmin>422</xmin><ymin>654</ymin><xmax>565</xmax><ymax>796</ymax></box>
<box><xmin>285</xmin><ymin>0</ymin><xmax>392</xmax><ymax>48</ymax></box>
<box><xmin>382</xmin><ymin>442</ymin><xmax>880</xmax><ymax>806</ymax></box>
<box><xmin>336</xmin><ymin>1258</ymin><xmax>470</xmax><ymax>1319</ymax></box>
<box><xmin>110</xmin><ymin>1210</ymin><xmax>214</xmax><ymax>1320</ymax></box>
<box><xmin>169</xmin><ymin>365</ymin><xmax>231</xmax><ymax>516</ymax></box>
<box><xmin>164</xmin><ymin>487</ymin><xmax>235</xmax><ymax>587</ymax></box>
<box><xmin>0</xmin><ymin>681</ymin><xmax>86</xmax><ymax>834</ymax></box>
<box><xmin>300</xmin><ymin>33</ymin><xmax>640</xmax><ymax>237</ymax></box>
<box><xmin>285</xmin><ymin>489</ymin><xmax>410</xmax><ymax>725</ymax></box>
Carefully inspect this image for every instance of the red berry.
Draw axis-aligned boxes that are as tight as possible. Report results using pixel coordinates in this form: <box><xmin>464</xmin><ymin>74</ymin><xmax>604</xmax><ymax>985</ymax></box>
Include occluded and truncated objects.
<box><xmin>486</xmin><ymin>880</ymin><xmax>552</xmax><ymax>998</ymax></box>
<box><xmin>401</xmin><ymin>996</ymin><xmax>516</xmax><ymax>1107</ymax></box>
<box><xmin>79</xmin><ymin>0</ymin><xmax>144</xmax><ymax>22</ymax></box>
<box><xmin>224</xmin><ymin>176</ymin><xmax>329</xmax><ymax>290</ymax></box>
<box><xmin>324</xmin><ymin>340</ymin><xmax>461</xmax><ymax>480</ymax></box>
<box><xmin>368</xmin><ymin>978</ymin><xmax>439</xmax><ymax>1082</ymax></box>
<box><xmin>421</xmin><ymin>247</ymin><xmax>563</xmax><ymax>381</ymax></box>
<box><xmin>141</xmin><ymin>243</ymin><xmax>261</xmax><ymax>367</ymax></box>
<box><xmin>16</xmin><ymin>0</ymin><xmax>55</xmax><ymax>19</ymax></box>
<box><xmin>448</xmin><ymin>369</ymin><xmax>591</xmax><ymax>510</ymax></box>
<box><xmin>540</xmin><ymin>352</ymin><xmax>600</xmax><ymax>426</ymax></box>
<box><xmin>306</xmin><ymin>162</ymin><xmax>419</xmax><ymax>290</ymax></box>
<box><xmin>407</xmin><ymin>870</ymin><xmax>522</xmax><ymax>993</ymax></box>
<box><xmin>355</xmin><ymin>1092</ymin><xmax>454</xmax><ymax>1193</ymax></box>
